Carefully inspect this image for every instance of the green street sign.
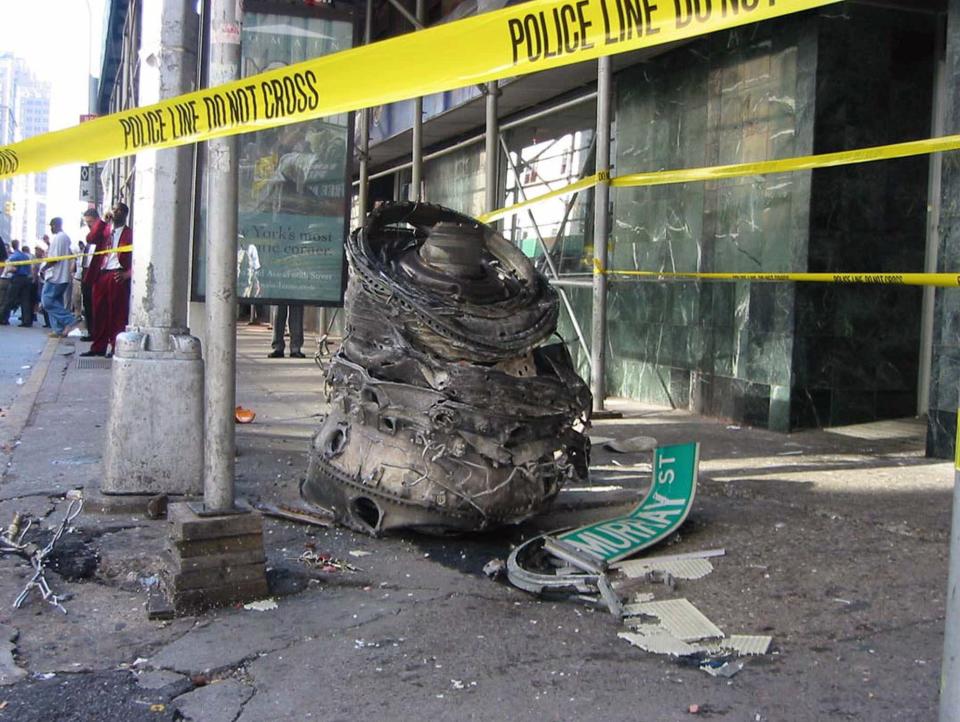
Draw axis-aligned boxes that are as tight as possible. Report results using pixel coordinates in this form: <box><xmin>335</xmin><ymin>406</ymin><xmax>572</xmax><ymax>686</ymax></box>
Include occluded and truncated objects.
<box><xmin>557</xmin><ymin>442</ymin><xmax>700</xmax><ymax>564</ymax></box>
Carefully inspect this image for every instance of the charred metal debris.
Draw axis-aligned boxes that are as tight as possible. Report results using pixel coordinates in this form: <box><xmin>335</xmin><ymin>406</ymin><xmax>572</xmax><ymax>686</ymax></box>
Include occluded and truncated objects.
<box><xmin>0</xmin><ymin>499</ymin><xmax>85</xmax><ymax>614</ymax></box>
<box><xmin>302</xmin><ymin>202</ymin><xmax>592</xmax><ymax>535</ymax></box>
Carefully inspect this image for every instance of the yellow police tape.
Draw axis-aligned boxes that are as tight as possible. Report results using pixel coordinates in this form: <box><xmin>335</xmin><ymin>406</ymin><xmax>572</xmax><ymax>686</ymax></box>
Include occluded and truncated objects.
<box><xmin>0</xmin><ymin>246</ymin><xmax>133</xmax><ymax>270</ymax></box>
<box><xmin>0</xmin><ymin>0</ymin><xmax>839</xmax><ymax>180</ymax></box>
<box><xmin>478</xmin><ymin>132</ymin><xmax>960</xmax><ymax>223</ymax></box>
<box><xmin>591</xmin><ymin>260</ymin><xmax>960</xmax><ymax>288</ymax></box>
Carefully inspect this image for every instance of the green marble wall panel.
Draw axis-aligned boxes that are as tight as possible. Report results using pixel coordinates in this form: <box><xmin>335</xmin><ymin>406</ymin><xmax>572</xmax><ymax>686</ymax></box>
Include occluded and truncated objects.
<box><xmin>607</xmin><ymin>15</ymin><xmax>818</xmax><ymax>429</ymax></box>
<box><xmin>795</xmin><ymin>6</ymin><xmax>935</xmax><ymax>431</ymax></box>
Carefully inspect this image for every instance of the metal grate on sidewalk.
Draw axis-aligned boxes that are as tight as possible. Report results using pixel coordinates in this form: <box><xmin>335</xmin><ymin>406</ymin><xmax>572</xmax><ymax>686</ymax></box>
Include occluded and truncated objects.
<box><xmin>75</xmin><ymin>356</ymin><xmax>113</xmax><ymax>370</ymax></box>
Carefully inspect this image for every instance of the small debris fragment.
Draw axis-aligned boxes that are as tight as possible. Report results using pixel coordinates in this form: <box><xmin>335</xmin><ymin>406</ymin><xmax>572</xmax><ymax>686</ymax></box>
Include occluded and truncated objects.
<box><xmin>624</xmin><ymin>599</ymin><xmax>724</xmax><ymax>642</ymax></box>
<box><xmin>720</xmin><ymin>635</ymin><xmax>772</xmax><ymax>656</ymax></box>
<box><xmin>2</xmin><ymin>499</ymin><xmax>84</xmax><ymax>613</ymax></box>
<box><xmin>149</xmin><ymin>704</ymin><xmax>166</xmax><ymax>713</ymax></box>
<box><xmin>146</xmin><ymin>495</ymin><xmax>168</xmax><ymax>520</ymax></box>
<box><xmin>255</xmin><ymin>502</ymin><xmax>333</xmax><ymax>528</ymax></box>
<box><xmin>616</xmin><ymin>558</ymin><xmax>714</xmax><ymax>581</ymax></box>
<box><xmin>348</xmin><ymin>550</ymin><xmax>372</xmax><ymax>558</ymax></box>
<box><xmin>482</xmin><ymin>559</ymin><xmax>506</xmax><ymax>579</ymax></box>
<box><xmin>296</xmin><ymin>550</ymin><xmax>358</xmax><ymax>572</ymax></box>
<box><xmin>603</xmin><ymin>436</ymin><xmax>658</xmax><ymax>453</ymax></box>
<box><xmin>234</xmin><ymin>406</ymin><xmax>256</xmax><ymax>424</ymax></box>
<box><xmin>688</xmin><ymin>704</ymin><xmax>700</xmax><ymax>714</ymax></box>
<box><xmin>700</xmin><ymin>660</ymin><xmax>743</xmax><ymax>678</ymax></box>
<box><xmin>618</xmin><ymin>629</ymin><xmax>702</xmax><ymax>657</ymax></box>
<box><xmin>243</xmin><ymin>598</ymin><xmax>278</xmax><ymax>612</ymax></box>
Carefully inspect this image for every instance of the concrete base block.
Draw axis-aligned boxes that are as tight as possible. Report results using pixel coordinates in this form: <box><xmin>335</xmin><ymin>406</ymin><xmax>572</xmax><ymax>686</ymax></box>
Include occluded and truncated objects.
<box><xmin>103</xmin><ymin>329</ymin><xmax>203</xmax><ymax>495</ymax></box>
<box><xmin>163</xmin><ymin>502</ymin><xmax>269</xmax><ymax>614</ymax></box>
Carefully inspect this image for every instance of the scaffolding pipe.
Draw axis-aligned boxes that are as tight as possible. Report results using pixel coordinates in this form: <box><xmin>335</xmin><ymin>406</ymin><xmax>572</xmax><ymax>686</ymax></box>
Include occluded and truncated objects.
<box><xmin>203</xmin><ymin>0</ymin><xmax>241</xmax><ymax>512</ymax></box>
<box><xmin>385</xmin><ymin>0</ymin><xmax>424</xmax><ymax>29</ymax></box>
<box><xmin>357</xmin><ymin>0</ymin><xmax>373</xmax><ymax>220</ymax></box>
<box><xmin>590</xmin><ymin>56</ymin><xmax>611</xmax><ymax>413</ymax></box>
<box><xmin>484</xmin><ymin>82</ymin><xmax>499</xmax><ymax>221</ymax></box>
<box><xmin>499</xmin><ymin>135</ymin><xmax>591</xmax><ymax>369</ymax></box>
<box><xmin>410</xmin><ymin>0</ymin><xmax>425</xmax><ymax>200</ymax></box>
<box><xmin>360</xmin><ymin>91</ymin><xmax>597</xmax><ymax>185</ymax></box>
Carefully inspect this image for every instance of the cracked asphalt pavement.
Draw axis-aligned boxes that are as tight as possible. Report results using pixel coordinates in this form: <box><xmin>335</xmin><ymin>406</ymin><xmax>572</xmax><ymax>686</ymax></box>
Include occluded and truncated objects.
<box><xmin>0</xmin><ymin>326</ymin><xmax>951</xmax><ymax>720</ymax></box>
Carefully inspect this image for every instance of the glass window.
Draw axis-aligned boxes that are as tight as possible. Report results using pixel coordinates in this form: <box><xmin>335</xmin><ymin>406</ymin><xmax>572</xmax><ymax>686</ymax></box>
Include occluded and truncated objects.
<box><xmin>502</xmin><ymin>111</ymin><xmax>596</xmax><ymax>275</ymax></box>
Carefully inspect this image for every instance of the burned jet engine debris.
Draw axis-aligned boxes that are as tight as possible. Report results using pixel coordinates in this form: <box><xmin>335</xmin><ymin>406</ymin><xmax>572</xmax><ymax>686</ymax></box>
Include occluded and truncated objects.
<box><xmin>301</xmin><ymin>202</ymin><xmax>591</xmax><ymax>535</ymax></box>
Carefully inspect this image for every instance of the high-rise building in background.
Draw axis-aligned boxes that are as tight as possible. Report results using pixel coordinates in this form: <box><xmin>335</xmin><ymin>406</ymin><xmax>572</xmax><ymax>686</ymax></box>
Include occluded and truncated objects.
<box><xmin>0</xmin><ymin>53</ymin><xmax>50</xmax><ymax>244</ymax></box>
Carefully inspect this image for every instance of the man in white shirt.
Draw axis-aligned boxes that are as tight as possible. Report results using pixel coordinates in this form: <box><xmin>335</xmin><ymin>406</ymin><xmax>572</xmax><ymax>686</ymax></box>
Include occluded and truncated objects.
<box><xmin>40</xmin><ymin>217</ymin><xmax>77</xmax><ymax>337</ymax></box>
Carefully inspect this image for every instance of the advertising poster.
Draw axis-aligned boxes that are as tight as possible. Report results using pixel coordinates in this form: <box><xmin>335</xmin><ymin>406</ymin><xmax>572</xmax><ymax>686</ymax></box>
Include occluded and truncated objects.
<box><xmin>194</xmin><ymin>7</ymin><xmax>354</xmax><ymax>305</ymax></box>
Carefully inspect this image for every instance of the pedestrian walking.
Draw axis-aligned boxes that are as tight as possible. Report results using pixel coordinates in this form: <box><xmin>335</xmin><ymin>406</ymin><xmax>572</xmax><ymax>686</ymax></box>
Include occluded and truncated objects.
<box><xmin>40</xmin><ymin>217</ymin><xmax>77</xmax><ymax>338</ymax></box>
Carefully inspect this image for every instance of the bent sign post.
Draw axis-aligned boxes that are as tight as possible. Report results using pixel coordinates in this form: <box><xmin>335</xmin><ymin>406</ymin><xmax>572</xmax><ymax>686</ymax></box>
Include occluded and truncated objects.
<box><xmin>557</xmin><ymin>442</ymin><xmax>700</xmax><ymax>564</ymax></box>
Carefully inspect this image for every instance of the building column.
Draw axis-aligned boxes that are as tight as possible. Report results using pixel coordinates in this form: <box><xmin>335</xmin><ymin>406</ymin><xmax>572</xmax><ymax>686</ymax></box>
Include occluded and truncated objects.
<box><xmin>102</xmin><ymin>0</ymin><xmax>204</xmax><ymax>496</ymax></box>
<box><xmin>929</xmin><ymin>0</ymin><xmax>960</xmax><ymax>460</ymax></box>
<box><xmin>937</xmin><ymin>4</ymin><xmax>960</xmax><ymax>717</ymax></box>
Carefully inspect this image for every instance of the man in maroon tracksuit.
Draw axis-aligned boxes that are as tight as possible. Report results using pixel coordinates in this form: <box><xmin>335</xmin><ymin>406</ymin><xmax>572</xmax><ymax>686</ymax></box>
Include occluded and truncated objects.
<box><xmin>81</xmin><ymin>202</ymin><xmax>132</xmax><ymax>358</ymax></box>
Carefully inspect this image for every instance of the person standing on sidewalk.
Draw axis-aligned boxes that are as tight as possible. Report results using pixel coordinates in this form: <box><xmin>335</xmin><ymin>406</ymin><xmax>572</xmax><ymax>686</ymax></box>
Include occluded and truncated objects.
<box><xmin>268</xmin><ymin>303</ymin><xmax>305</xmax><ymax>358</ymax></box>
<box><xmin>83</xmin><ymin>202</ymin><xmax>132</xmax><ymax>357</ymax></box>
<box><xmin>39</xmin><ymin>218</ymin><xmax>77</xmax><ymax>338</ymax></box>
<box><xmin>0</xmin><ymin>241</ymin><xmax>35</xmax><ymax>327</ymax></box>
<box><xmin>81</xmin><ymin>208</ymin><xmax>107</xmax><ymax>342</ymax></box>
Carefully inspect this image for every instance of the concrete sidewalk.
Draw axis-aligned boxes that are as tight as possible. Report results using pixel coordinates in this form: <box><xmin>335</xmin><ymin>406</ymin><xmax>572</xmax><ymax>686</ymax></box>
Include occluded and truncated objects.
<box><xmin>0</xmin><ymin>326</ymin><xmax>950</xmax><ymax>720</ymax></box>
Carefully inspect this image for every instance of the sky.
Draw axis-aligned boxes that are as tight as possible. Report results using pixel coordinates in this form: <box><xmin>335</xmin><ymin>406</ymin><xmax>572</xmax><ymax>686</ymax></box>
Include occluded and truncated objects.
<box><xmin>1</xmin><ymin>0</ymin><xmax>108</xmax><ymax>242</ymax></box>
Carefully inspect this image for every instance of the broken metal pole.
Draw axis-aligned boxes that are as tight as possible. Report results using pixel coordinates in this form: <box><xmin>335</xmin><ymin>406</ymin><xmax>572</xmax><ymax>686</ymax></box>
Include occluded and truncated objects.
<box><xmin>203</xmin><ymin>0</ymin><xmax>241</xmax><ymax>513</ymax></box>
<box><xmin>357</xmin><ymin>0</ymin><xmax>373</xmax><ymax>220</ymax></box>
<box><xmin>941</xmin><ymin>415</ymin><xmax>960</xmax><ymax>721</ymax></box>
<box><xmin>590</xmin><ymin>56</ymin><xmax>612</xmax><ymax>413</ymax></box>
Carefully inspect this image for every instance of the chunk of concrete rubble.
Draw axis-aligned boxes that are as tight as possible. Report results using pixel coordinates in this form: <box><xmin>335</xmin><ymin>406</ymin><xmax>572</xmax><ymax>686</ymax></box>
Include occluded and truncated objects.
<box><xmin>0</xmin><ymin>625</ymin><xmax>25</xmax><ymax>686</ymax></box>
<box><xmin>173</xmin><ymin>678</ymin><xmax>254</xmax><ymax>722</ymax></box>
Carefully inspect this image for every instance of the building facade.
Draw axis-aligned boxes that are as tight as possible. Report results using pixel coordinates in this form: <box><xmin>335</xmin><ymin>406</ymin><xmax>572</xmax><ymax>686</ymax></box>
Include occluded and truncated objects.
<box><xmin>95</xmin><ymin>0</ymin><xmax>960</xmax><ymax>456</ymax></box>
<box><xmin>0</xmin><ymin>54</ymin><xmax>50</xmax><ymax>244</ymax></box>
